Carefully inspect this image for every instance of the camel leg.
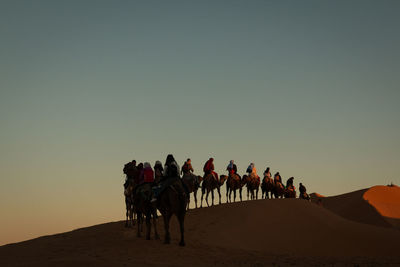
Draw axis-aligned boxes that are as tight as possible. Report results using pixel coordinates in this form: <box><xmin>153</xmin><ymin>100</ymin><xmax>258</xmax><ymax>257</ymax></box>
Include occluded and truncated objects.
<box><xmin>200</xmin><ymin>187</ymin><xmax>205</xmax><ymax>208</ymax></box>
<box><xmin>187</xmin><ymin>194</ymin><xmax>190</xmax><ymax>210</ymax></box>
<box><xmin>226</xmin><ymin>183</ymin><xmax>229</xmax><ymax>203</ymax></box>
<box><xmin>130</xmin><ymin>206</ymin><xmax>134</xmax><ymax>226</ymax></box>
<box><xmin>229</xmin><ymin>189</ymin><xmax>232</xmax><ymax>203</ymax></box>
<box><xmin>233</xmin><ymin>190</ymin><xmax>236</xmax><ymax>202</ymax></box>
<box><xmin>125</xmin><ymin>208</ymin><xmax>129</xmax><ymax>227</ymax></box>
<box><xmin>137</xmin><ymin>212</ymin><xmax>142</xmax><ymax>237</ymax></box>
<box><xmin>256</xmin><ymin>188</ymin><xmax>259</xmax><ymax>200</ymax></box>
<box><xmin>146</xmin><ymin>213</ymin><xmax>151</xmax><ymax>240</ymax></box>
<box><xmin>206</xmin><ymin>190</ymin><xmax>210</xmax><ymax>207</ymax></box>
<box><xmin>211</xmin><ymin>190</ymin><xmax>214</xmax><ymax>206</ymax></box>
<box><xmin>194</xmin><ymin>190</ymin><xmax>198</xmax><ymax>209</ymax></box>
<box><xmin>239</xmin><ymin>188</ymin><xmax>242</xmax><ymax>202</ymax></box>
<box><xmin>153</xmin><ymin>211</ymin><xmax>160</xmax><ymax>240</ymax></box>
<box><xmin>178</xmin><ymin>212</ymin><xmax>185</xmax><ymax>246</ymax></box>
<box><xmin>163</xmin><ymin>212</ymin><xmax>172</xmax><ymax>244</ymax></box>
<box><xmin>217</xmin><ymin>187</ymin><xmax>221</xmax><ymax>205</ymax></box>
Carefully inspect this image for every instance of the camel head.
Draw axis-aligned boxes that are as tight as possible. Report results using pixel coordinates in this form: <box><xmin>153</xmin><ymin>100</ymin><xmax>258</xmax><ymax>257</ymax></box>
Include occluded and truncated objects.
<box><xmin>219</xmin><ymin>175</ymin><xmax>228</xmax><ymax>185</ymax></box>
<box><xmin>197</xmin><ymin>175</ymin><xmax>203</xmax><ymax>183</ymax></box>
<box><xmin>220</xmin><ymin>175</ymin><xmax>228</xmax><ymax>181</ymax></box>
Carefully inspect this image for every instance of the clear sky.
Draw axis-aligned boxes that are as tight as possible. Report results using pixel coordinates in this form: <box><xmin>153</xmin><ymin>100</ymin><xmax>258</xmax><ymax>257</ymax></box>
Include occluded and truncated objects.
<box><xmin>1</xmin><ymin>0</ymin><xmax>399</xmax><ymax>245</ymax></box>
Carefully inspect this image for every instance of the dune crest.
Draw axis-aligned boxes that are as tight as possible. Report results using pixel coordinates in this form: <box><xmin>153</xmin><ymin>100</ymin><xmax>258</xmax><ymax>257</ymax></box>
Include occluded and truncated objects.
<box><xmin>363</xmin><ymin>185</ymin><xmax>400</xmax><ymax>228</ymax></box>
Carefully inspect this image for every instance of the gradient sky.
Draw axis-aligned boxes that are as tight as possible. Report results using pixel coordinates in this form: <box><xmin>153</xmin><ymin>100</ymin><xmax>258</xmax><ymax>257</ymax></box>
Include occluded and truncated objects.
<box><xmin>1</xmin><ymin>0</ymin><xmax>399</xmax><ymax>245</ymax></box>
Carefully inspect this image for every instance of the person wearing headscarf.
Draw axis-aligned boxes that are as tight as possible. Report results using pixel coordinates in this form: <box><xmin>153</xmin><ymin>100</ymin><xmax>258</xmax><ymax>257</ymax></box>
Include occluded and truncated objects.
<box><xmin>123</xmin><ymin>160</ymin><xmax>137</xmax><ymax>188</ymax></box>
<box><xmin>274</xmin><ymin>172</ymin><xmax>282</xmax><ymax>185</ymax></box>
<box><xmin>151</xmin><ymin>155</ymin><xmax>180</xmax><ymax>202</ymax></box>
<box><xmin>153</xmin><ymin>160</ymin><xmax>164</xmax><ymax>183</ymax></box>
<box><xmin>203</xmin><ymin>158</ymin><xmax>219</xmax><ymax>182</ymax></box>
<box><xmin>286</xmin><ymin>177</ymin><xmax>294</xmax><ymax>189</ymax></box>
<box><xmin>247</xmin><ymin>163</ymin><xmax>258</xmax><ymax>177</ymax></box>
<box><xmin>136</xmin><ymin>163</ymin><xmax>144</xmax><ymax>184</ymax></box>
<box><xmin>226</xmin><ymin>160</ymin><xmax>238</xmax><ymax>175</ymax></box>
<box><xmin>164</xmin><ymin>154</ymin><xmax>180</xmax><ymax>178</ymax></box>
<box><xmin>142</xmin><ymin>162</ymin><xmax>154</xmax><ymax>183</ymax></box>
<box><xmin>263</xmin><ymin>167</ymin><xmax>271</xmax><ymax>179</ymax></box>
<box><xmin>181</xmin><ymin>158</ymin><xmax>194</xmax><ymax>175</ymax></box>
<box><xmin>299</xmin><ymin>183</ymin><xmax>307</xmax><ymax>194</ymax></box>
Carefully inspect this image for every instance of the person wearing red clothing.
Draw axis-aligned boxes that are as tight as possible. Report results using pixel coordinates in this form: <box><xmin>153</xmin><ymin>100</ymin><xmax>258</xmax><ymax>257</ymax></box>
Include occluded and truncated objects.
<box><xmin>203</xmin><ymin>158</ymin><xmax>219</xmax><ymax>182</ymax></box>
<box><xmin>143</xmin><ymin>162</ymin><xmax>154</xmax><ymax>183</ymax></box>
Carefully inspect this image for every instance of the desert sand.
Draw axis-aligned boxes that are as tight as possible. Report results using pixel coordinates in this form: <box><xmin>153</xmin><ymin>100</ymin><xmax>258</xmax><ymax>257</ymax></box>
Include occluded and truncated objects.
<box><xmin>1</xmin><ymin>186</ymin><xmax>400</xmax><ymax>266</ymax></box>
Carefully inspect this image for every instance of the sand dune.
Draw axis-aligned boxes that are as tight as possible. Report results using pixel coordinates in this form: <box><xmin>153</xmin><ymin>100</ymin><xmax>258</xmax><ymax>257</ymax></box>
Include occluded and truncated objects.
<box><xmin>1</xmin><ymin>191</ymin><xmax>400</xmax><ymax>266</ymax></box>
<box><xmin>310</xmin><ymin>188</ymin><xmax>393</xmax><ymax>228</ymax></box>
<box><xmin>363</xmin><ymin>185</ymin><xmax>400</xmax><ymax>228</ymax></box>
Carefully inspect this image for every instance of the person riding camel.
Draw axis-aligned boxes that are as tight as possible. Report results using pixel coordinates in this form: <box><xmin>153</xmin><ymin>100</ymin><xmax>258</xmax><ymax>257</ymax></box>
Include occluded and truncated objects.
<box><xmin>123</xmin><ymin>160</ymin><xmax>136</xmax><ymax>188</ymax></box>
<box><xmin>226</xmin><ymin>160</ymin><xmax>238</xmax><ymax>175</ymax></box>
<box><xmin>274</xmin><ymin>172</ymin><xmax>282</xmax><ymax>186</ymax></box>
<box><xmin>286</xmin><ymin>177</ymin><xmax>295</xmax><ymax>190</ymax></box>
<box><xmin>164</xmin><ymin>154</ymin><xmax>180</xmax><ymax>178</ymax></box>
<box><xmin>151</xmin><ymin>154</ymin><xmax>181</xmax><ymax>202</ymax></box>
<box><xmin>263</xmin><ymin>167</ymin><xmax>272</xmax><ymax>179</ymax></box>
<box><xmin>203</xmin><ymin>158</ymin><xmax>219</xmax><ymax>182</ymax></box>
<box><xmin>181</xmin><ymin>158</ymin><xmax>194</xmax><ymax>175</ymax></box>
<box><xmin>246</xmin><ymin>163</ymin><xmax>260</xmax><ymax>182</ymax></box>
<box><xmin>142</xmin><ymin>162</ymin><xmax>155</xmax><ymax>184</ymax></box>
<box><xmin>153</xmin><ymin>160</ymin><xmax>163</xmax><ymax>183</ymax></box>
<box><xmin>135</xmin><ymin>163</ymin><xmax>144</xmax><ymax>185</ymax></box>
<box><xmin>136</xmin><ymin>162</ymin><xmax>155</xmax><ymax>200</ymax></box>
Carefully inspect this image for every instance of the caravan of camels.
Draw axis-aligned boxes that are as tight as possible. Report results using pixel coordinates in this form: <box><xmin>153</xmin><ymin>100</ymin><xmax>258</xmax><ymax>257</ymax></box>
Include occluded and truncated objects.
<box><xmin>122</xmin><ymin>154</ymin><xmax>311</xmax><ymax>246</ymax></box>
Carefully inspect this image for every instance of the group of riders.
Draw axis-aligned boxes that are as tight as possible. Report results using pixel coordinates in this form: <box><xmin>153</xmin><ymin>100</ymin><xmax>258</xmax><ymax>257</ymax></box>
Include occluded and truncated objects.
<box><xmin>123</xmin><ymin>155</ymin><xmax>310</xmax><ymax>203</ymax></box>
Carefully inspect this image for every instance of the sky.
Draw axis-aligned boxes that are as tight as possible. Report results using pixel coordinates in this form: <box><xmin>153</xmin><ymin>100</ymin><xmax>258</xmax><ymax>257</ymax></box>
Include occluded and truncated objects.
<box><xmin>0</xmin><ymin>0</ymin><xmax>399</xmax><ymax>245</ymax></box>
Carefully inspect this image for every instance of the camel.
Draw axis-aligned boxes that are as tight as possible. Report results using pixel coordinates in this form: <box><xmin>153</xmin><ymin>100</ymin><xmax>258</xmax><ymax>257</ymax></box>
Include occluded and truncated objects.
<box><xmin>242</xmin><ymin>174</ymin><xmax>260</xmax><ymax>200</ymax></box>
<box><xmin>181</xmin><ymin>173</ymin><xmax>203</xmax><ymax>210</ymax></box>
<box><xmin>124</xmin><ymin>183</ymin><xmax>135</xmax><ymax>227</ymax></box>
<box><xmin>261</xmin><ymin>176</ymin><xmax>275</xmax><ymax>199</ymax></box>
<box><xmin>200</xmin><ymin>174</ymin><xmax>227</xmax><ymax>207</ymax></box>
<box><xmin>224</xmin><ymin>174</ymin><xmax>245</xmax><ymax>202</ymax></box>
<box><xmin>272</xmin><ymin>181</ymin><xmax>285</xmax><ymax>198</ymax></box>
<box><xmin>133</xmin><ymin>184</ymin><xmax>160</xmax><ymax>240</ymax></box>
<box><xmin>284</xmin><ymin>185</ymin><xmax>297</xmax><ymax>198</ymax></box>
<box><xmin>157</xmin><ymin>176</ymin><xmax>187</xmax><ymax>246</ymax></box>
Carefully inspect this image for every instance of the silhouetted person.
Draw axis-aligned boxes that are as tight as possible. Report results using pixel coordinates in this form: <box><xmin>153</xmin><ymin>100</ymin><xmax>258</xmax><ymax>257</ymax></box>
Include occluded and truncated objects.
<box><xmin>274</xmin><ymin>172</ymin><xmax>282</xmax><ymax>184</ymax></box>
<box><xmin>164</xmin><ymin>154</ymin><xmax>180</xmax><ymax>178</ymax></box>
<box><xmin>299</xmin><ymin>183</ymin><xmax>307</xmax><ymax>194</ymax></box>
<box><xmin>286</xmin><ymin>177</ymin><xmax>294</xmax><ymax>188</ymax></box>
<box><xmin>263</xmin><ymin>167</ymin><xmax>271</xmax><ymax>178</ymax></box>
<box><xmin>123</xmin><ymin>160</ymin><xmax>136</xmax><ymax>188</ymax></box>
<box><xmin>181</xmin><ymin>158</ymin><xmax>194</xmax><ymax>175</ymax></box>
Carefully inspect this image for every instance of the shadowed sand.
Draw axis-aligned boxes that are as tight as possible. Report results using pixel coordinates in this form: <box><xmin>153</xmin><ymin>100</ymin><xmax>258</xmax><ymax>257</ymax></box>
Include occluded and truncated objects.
<box><xmin>1</xmin><ymin>188</ymin><xmax>400</xmax><ymax>266</ymax></box>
